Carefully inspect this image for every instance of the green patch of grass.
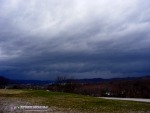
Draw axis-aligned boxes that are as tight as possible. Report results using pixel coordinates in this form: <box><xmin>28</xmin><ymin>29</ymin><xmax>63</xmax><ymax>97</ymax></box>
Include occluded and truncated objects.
<box><xmin>0</xmin><ymin>89</ymin><xmax>150</xmax><ymax>113</ymax></box>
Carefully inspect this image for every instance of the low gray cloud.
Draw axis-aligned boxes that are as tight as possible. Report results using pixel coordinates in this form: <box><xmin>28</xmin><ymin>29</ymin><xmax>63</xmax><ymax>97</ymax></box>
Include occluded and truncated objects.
<box><xmin>0</xmin><ymin>0</ymin><xmax>150</xmax><ymax>80</ymax></box>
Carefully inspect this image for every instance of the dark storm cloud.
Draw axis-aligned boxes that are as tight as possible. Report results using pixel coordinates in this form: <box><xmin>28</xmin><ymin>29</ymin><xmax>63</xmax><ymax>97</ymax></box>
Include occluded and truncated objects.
<box><xmin>0</xmin><ymin>0</ymin><xmax>150</xmax><ymax>80</ymax></box>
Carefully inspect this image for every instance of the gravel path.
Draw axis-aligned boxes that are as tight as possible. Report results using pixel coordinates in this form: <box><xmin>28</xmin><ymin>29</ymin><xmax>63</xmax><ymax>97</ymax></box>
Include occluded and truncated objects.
<box><xmin>99</xmin><ymin>97</ymin><xmax>150</xmax><ymax>103</ymax></box>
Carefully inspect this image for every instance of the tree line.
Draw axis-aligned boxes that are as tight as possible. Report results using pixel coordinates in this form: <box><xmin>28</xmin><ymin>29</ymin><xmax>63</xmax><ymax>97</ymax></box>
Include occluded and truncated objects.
<box><xmin>48</xmin><ymin>76</ymin><xmax>150</xmax><ymax>98</ymax></box>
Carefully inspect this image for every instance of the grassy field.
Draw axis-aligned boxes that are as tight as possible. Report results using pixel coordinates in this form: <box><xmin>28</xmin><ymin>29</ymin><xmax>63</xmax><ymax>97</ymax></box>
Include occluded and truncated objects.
<box><xmin>0</xmin><ymin>89</ymin><xmax>150</xmax><ymax>113</ymax></box>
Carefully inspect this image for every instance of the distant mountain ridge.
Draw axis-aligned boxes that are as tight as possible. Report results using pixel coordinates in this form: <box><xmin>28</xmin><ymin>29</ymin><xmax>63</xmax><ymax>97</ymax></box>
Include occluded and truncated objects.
<box><xmin>0</xmin><ymin>76</ymin><xmax>10</xmax><ymax>83</ymax></box>
<box><xmin>0</xmin><ymin>75</ymin><xmax>150</xmax><ymax>85</ymax></box>
<box><xmin>76</xmin><ymin>76</ymin><xmax>150</xmax><ymax>83</ymax></box>
<box><xmin>0</xmin><ymin>76</ymin><xmax>10</xmax><ymax>88</ymax></box>
<box><xmin>12</xmin><ymin>80</ymin><xmax>52</xmax><ymax>85</ymax></box>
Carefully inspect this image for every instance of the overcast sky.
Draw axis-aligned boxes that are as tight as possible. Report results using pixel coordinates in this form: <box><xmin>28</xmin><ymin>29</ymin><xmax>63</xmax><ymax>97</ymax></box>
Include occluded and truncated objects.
<box><xmin>0</xmin><ymin>0</ymin><xmax>150</xmax><ymax>80</ymax></box>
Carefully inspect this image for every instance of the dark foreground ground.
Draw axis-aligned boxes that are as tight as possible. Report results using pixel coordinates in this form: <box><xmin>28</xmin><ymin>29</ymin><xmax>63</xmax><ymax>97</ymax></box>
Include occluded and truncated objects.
<box><xmin>0</xmin><ymin>97</ymin><xmax>70</xmax><ymax>113</ymax></box>
<box><xmin>0</xmin><ymin>89</ymin><xmax>150</xmax><ymax>113</ymax></box>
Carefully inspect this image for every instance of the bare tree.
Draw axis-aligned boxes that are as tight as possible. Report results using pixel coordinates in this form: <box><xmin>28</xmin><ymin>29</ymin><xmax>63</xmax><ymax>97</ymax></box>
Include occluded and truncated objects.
<box><xmin>55</xmin><ymin>75</ymin><xmax>67</xmax><ymax>85</ymax></box>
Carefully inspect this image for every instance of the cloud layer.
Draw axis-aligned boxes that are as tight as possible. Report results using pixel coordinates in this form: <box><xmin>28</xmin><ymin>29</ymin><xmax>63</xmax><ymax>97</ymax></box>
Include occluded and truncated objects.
<box><xmin>0</xmin><ymin>0</ymin><xmax>150</xmax><ymax>80</ymax></box>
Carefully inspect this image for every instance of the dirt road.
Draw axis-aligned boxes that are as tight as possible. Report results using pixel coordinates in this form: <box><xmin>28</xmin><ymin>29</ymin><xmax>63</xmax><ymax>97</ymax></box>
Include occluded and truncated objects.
<box><xmin>99</xmin><ymin>97</ymin><xmax>150</xmax><ymax>103</ymax></box>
